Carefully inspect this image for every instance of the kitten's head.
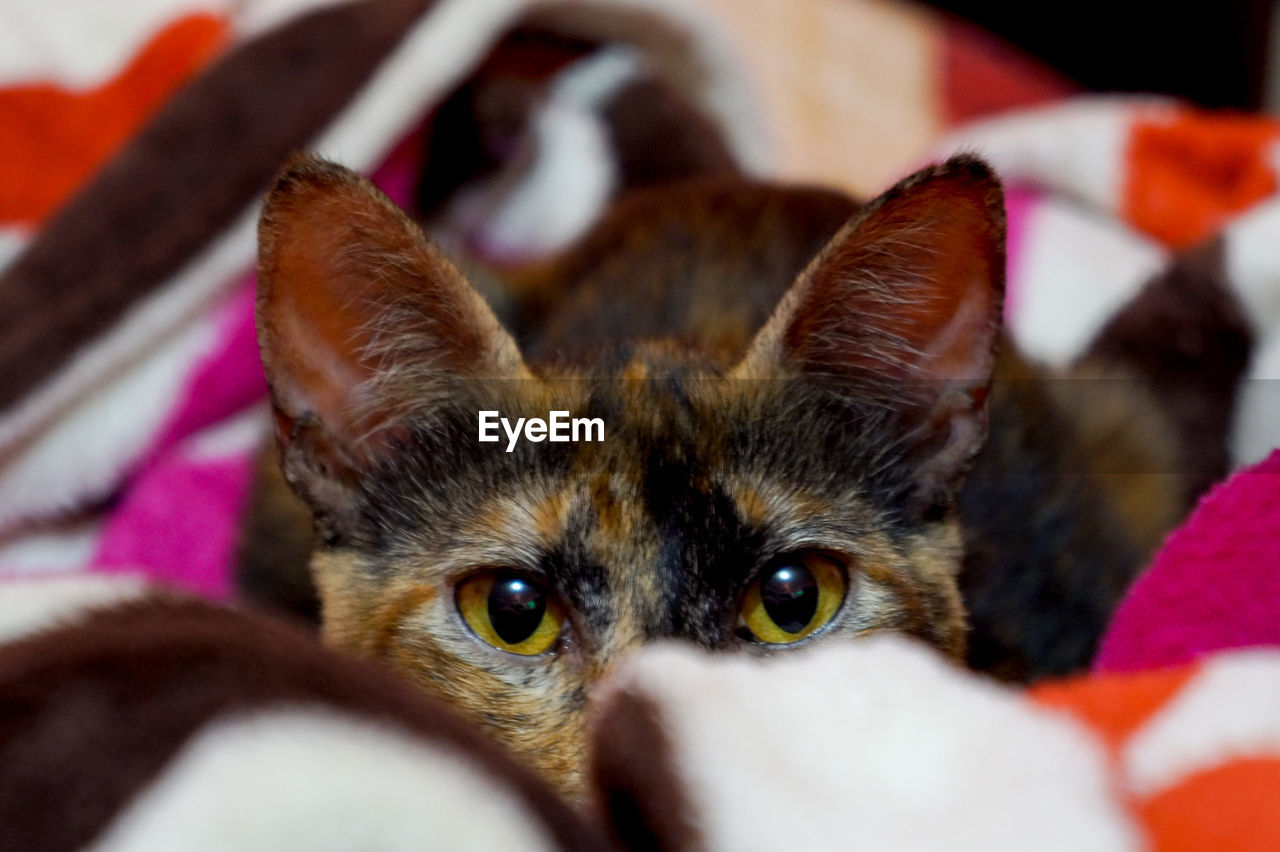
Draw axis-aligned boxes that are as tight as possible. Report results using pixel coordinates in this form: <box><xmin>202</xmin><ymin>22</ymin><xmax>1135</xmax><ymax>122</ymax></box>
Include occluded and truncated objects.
<box><xmin>256</xmin><ymin>155</ymin><xmax>1005</xmax><ymax>797</ymax></box>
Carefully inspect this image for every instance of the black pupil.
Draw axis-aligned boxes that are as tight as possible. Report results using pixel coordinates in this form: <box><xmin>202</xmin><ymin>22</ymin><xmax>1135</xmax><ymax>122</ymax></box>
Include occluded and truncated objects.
<box><xmin>760</xmin><ymin>564</ymin><xmax>819</xmax><ymax>634</ymax></box>
<box><xmin>488</xmin><ymin>577</ymin><xmax>547</xmax><ymax>644</ymax></box>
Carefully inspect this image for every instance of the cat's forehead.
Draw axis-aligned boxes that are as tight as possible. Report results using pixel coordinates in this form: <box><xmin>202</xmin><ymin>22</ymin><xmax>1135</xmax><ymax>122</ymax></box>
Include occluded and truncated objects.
<box><xmin>447</xmin><ymin>387</ymin><xmax>873</xmax><ymax>569</ymax></box>
<box><xmin>407</xmin><ymin>354</ymin><xmax>899</xmax><ymax>522</ymax></box>
<box><xmin>376</xmin><ymin>345</ymin><xmax>915</xmax><ymax>563</ymax></box>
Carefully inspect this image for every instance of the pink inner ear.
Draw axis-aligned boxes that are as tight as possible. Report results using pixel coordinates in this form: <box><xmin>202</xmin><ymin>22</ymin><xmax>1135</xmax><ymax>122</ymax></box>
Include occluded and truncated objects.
<box><xmin>256</xmin><ymin>157</ymin><xmax>531</xmax><ymax>458</ymax></box>
<box><xmin>789</xmin><ymin>168</ymin><xmax>1005</xmax><ymax>385</ymax></box>
<box><xmin>258</xmin><ymin>181</ymin><xmax>396</xmax><ymax>442</ymax></box>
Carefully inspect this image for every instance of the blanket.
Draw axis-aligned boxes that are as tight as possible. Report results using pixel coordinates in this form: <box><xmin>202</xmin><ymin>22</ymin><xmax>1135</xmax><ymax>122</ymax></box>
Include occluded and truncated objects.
<box><xmin>3</xmin><ymin>0</ymin><xmax>1280</xmax><ymax>848</ymax></box>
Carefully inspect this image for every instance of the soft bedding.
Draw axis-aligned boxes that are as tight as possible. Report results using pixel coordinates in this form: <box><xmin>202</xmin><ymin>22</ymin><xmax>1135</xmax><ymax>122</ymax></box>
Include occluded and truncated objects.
<box><xmin>1</xmin><ymin>1</ymin><xmax>1279</xmax><ymax>849</ymax></box>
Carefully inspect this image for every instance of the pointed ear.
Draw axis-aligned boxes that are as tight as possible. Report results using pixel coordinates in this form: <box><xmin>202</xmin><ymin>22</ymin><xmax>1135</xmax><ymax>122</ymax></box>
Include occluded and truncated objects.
<box><xmin>734</xmin><ymin>155</ymin><xmax>1006</xmax><ymax>509</ymax></box>
<box><xmin>256</xmin><ymin>156</ymin><xmax>529</xmax><ymax>518</ymax></box>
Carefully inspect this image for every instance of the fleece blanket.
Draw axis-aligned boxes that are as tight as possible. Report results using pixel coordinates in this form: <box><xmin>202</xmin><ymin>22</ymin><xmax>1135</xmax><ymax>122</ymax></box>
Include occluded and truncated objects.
<box><xmin>3</xmin><ymin>1</ymin><xmax>1280</xmax><ymax>847</ymax></box>
<box><xmin>937</xmin><ymin>101</ymin><xmax>1280</xmax><ymax>472</ymax></box>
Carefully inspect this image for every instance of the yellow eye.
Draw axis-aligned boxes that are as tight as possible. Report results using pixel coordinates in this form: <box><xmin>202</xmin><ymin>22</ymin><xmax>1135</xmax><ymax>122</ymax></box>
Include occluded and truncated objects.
<box><xmin>456</xmin><ymin>573</ymin><xmax>565</xmax><ymax>656</ymax></box>
<box><xmin>739</xmin><ymin>552</ymin><xmax>846</xmax><ymax>644</ymax></box>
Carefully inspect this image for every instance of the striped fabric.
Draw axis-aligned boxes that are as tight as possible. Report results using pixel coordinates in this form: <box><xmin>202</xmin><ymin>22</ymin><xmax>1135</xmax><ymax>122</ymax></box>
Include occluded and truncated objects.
<box><xmin>939</xmin><ymin>99</ymin><xmax>1280</xmax><ymax>468</ymax></box>
<box><xmin>592</xmin><ymin>635</ymin><xmax>1280</xmax><ymax>850</ymax></box>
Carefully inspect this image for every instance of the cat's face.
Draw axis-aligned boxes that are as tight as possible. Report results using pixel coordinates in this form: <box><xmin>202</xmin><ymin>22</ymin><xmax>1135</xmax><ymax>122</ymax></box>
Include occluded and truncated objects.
<box><xmin>255</xmin><ymin>156</ymin><xmax>1005</xmax><ymax>797</ymax></box>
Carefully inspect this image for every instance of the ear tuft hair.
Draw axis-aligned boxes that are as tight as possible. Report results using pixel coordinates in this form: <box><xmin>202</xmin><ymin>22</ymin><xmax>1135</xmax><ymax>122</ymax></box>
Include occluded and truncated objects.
<box><xmin>255</xmin><ymin>155</ymin><xmax>529</xmax><ymax>524</ymax></box>
<box><xmin>734</xmin><ymin>155</ymin><xmax>1007</xmax><ymax>510</ymax></box>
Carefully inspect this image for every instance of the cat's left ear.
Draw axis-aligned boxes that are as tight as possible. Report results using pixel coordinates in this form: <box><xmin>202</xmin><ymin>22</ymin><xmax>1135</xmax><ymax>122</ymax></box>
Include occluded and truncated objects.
<box><xmin>733</xmin><ymin>155</ymin><xmax>1005</xmax><ymax>510</ymax></box>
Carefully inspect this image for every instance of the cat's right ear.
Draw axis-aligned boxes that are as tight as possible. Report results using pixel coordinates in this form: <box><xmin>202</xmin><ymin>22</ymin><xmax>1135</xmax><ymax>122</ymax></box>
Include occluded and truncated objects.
<box><xmin>256</xmin><ymin>156</ymin><xmax>530</xmax><ymax>522</ymax></box>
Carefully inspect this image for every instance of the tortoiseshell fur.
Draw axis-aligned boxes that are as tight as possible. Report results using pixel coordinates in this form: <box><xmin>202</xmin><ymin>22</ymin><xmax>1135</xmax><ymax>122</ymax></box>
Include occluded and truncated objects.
<box><xmin>251</xmin><ymin>156</ymin><xmax>1192</xmax><ymax>798</ymax></box>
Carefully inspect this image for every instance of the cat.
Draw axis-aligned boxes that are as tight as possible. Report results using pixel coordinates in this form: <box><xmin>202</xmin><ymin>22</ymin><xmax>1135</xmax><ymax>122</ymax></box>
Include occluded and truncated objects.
<box><xmin>250</xmin><ymin>152</ymin><xmax>1219</xmax><ymax>798</ymax></box>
